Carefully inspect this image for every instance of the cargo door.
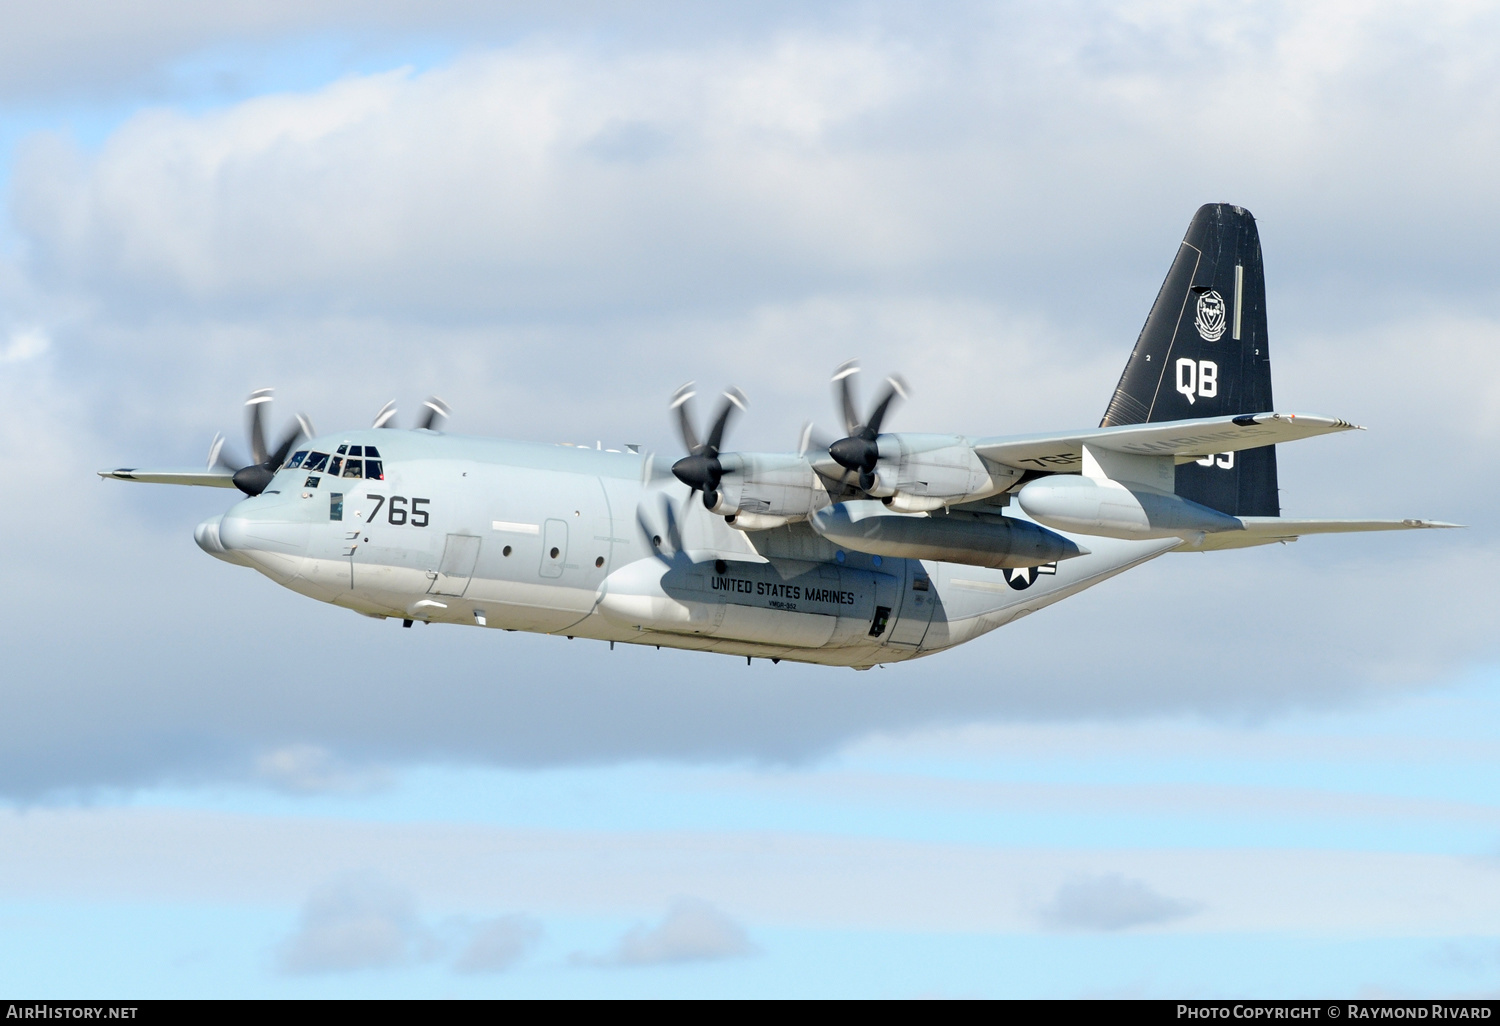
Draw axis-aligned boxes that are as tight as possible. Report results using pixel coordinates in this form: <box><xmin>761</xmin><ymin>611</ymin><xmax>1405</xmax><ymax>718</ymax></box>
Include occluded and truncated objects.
<box><xmin>883</xmin><ymin>560</ymin><xmax>935</xmax><ymax>648</ymax></box>
<box><xmin>430</xmin><ymin>534</ymin><xmax>481</xmax><ymax>596</ymax></box>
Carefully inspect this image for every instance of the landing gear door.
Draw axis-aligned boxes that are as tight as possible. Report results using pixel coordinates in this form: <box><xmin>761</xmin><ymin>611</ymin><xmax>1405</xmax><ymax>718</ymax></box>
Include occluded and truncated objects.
<box><xmin>883</xmin><ymin>559</ymin><xmax>934</xmax><ymax>648</ymax></box>
<box><xmin>430</xmin><ymin>534</ymin><xmax>481</xmax><ymax>596</ymax></box>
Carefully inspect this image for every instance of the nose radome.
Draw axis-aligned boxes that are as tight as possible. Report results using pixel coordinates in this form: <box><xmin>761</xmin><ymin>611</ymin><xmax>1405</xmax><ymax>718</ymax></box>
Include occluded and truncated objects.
<box><xmin>195</xmin><ymin>514</ymin><xmax>251</xmax><ymax>566</ymax></box>
<box><xmin>201</xmin><ymin>502</ymin><xmax>311</xmax><ymax>582</ymax></box>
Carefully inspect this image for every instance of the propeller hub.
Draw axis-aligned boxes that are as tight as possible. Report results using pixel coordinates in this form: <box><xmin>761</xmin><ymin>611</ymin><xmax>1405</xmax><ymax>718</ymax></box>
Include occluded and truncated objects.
<box><xmin>671</xmin><ymin>453</ymin><xmax>722</xmax><ymax>492</ymax></box>
<box><xmin>231</xmin><ymin>463</ymin><xmax>276</xmax><ymax>497</ymax></box>
<box><xmin>828</xmin><ymin>435</ymin><xmax>878</xmax><ymax>473</ymax></box>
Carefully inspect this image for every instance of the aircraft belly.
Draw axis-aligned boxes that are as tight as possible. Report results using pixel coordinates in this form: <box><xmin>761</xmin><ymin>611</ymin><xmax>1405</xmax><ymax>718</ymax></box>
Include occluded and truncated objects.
<box><xmin>598</xmin><ymin>556</ymin><xmax>901</xmax><ymax>651</ymax></box>
<box><xmin>714</xmin><ymin>606</ymin><xmax>839</xmax><ymax>648</ymax></box>
<box><xmin>465</xmin><ymin>578</ymin><xmax>599</xmax><ymax>633</ymax></box>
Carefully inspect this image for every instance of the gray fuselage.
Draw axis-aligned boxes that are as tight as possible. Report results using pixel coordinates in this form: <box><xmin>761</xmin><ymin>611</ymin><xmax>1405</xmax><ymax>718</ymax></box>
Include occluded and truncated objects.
<box><xmin>198</xmin><ymin>428</ymin><xmax>1177</xmax><ymax>668</ymax></box>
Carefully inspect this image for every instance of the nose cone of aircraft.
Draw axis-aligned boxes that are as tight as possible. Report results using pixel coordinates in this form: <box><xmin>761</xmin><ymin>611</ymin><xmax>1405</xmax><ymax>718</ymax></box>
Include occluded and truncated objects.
<box><xmin>194</xmin><ymin>514</ymin><xmax>247</xmax><ymax>565</ymax></box>
<box><xmin>197</xmin><ymin>499</ymin><xmax>311</xmax><ymax>580</ymax></box>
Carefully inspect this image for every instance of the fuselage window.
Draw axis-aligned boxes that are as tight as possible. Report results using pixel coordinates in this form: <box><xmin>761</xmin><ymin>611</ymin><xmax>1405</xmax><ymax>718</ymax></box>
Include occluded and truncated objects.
<box><xmin>364</xmin><ymin>460</ymin><xmax>384</xmax><ymax>480</ymax></box>
<box><xmin>342</xmin><ymin>459</ymin><xmax>363</xmax><ymax>478</ymax></box>
<box><xmin>304</xmin><ymin>452</ymin><xmax>329</xmax><ymax>473</ymax></box>
<box><xmin>330</xmin><ymin>492</ymin><xmax>343</xmax><ymax>521</ymax></box>
<box><xmin>287</xmin><ymin>450</ymin><xmax>309</xmax><ymax>470</ymax></box>
<box><xmin>363</xmin><ymin>445</ymin><xmax>381</xmax><ymax>459</ymax></box>
<box><xmin>328</xmin><ymin>456</ymin><xmax>344</xmax><ymax>476</ymax></box>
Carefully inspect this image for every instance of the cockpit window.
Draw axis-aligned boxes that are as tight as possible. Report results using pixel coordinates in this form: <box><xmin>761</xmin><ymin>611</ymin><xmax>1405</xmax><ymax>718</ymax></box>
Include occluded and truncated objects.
<box><xmin>364</xmin><ymin>460</ymin><xmax>384</xmax><ymax>480</ymax></box>
<box><xmin>336</xmin><ymin>444</ymin><xmax>349</xmax><ymax>455</ymax></box>
<box><xmin>342</xmin><ymin>459</ymin><xmax>363</xmax><ymax>478</ymax></box>
<box><xmin>363</xmin><ymin>445</ymin><xmax>381</xmax><ymax>459</ymax></box>
<box><xmin>303</xmin><ymin>451</ymin><xmax>329</xmax><ymax>473</ymax></box>
<box><xmin>328</xmin><ymin>456</ymin><xmax>344</xmax><ymax>476</ymax></box>
<box><xmin>348</xmin><ymin>445</ymin><xmax>363</xmax><ymax>457</ymax></box>
<box><xmin>287</xmin><ymin>450</ymin><xmax>309</xmax><ymax>470</ymax></box>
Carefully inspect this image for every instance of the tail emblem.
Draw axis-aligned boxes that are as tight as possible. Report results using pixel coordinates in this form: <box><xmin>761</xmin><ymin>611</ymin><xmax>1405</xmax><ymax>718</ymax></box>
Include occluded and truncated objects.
<box><xmin>1194</xmin><ymin>290</ymin><xmax>1227</xmax><ymax>341</ymax></box>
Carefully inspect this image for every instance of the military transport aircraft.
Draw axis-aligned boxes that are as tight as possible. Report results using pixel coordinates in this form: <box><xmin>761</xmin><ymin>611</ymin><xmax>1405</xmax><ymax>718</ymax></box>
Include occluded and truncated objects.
<box><xmin>101</xmin><ymin>205</ymin><xmax>1455</xmax><ymax>669</ymax></box>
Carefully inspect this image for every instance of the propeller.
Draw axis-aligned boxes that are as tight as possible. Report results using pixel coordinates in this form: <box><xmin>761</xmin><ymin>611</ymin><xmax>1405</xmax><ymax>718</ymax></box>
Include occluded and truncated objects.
<box><xmin>826</xmin><ymin>361</ymin><xmax>907</xmax><ymax>491</ymax></box>
<box><xmin>798</xmin><ymin>421</ymin><xmax>835</xmax><ymax>456</ymax></box>
<box><xmin>417</xmin><ymin>397</ymin><xmax>451</xmax><ymax>431</ymax></box>
<box><xmin>212</xmin><ymin>388</ymin><xmax>314</xmax><ymax>496</ymax></box>
<box><xmin>668</xmin><ymin>382</ymin><xmax>747</xmax><ymax>510</ymax></box>
<box><xmin>372</xmin><ymin>396</ymin><xmax>450</xmax><ymax>430</ymax></box>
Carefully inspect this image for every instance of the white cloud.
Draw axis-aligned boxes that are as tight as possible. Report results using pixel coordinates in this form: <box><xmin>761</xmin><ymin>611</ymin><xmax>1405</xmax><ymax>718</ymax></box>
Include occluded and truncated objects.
<box><xmin>275</xmin><ymin>871</ymin><xmax>544</xmax><ymax>975</ymax></box>
<box><xmin>254</xmin><ymin>745</ymin><xmax>392</xmax><ymax>795</ymax></box>
<box><xmin>277</xmin><ymin>872</ymin><xmax>432</xmax><ymax>974</ymax></box>
<box><xmin>12</xmin><ymin>37</ymin><xmax>915</xmax><ymax>319</ymax></box>
<box><xmin>452</xmin><ymin>914</ymin><xmax>542</xmax><ymax>974</ymax></box>
<box><xmin>1038</xmin><ymin>873</ymin><xmax>1200</xmax><ymax>932</ymax></box>
<box><xmin>16</xmin><ymin>2</ymin><xmax>1500</xmax><ymax>325</ymax></box>
<box><xmin>0</xmin><ymin>329</ymin><xmax>48</xmax><ymax>363</ymax></box>
<box><xmin>583</xmin><ymin>899</ymin><xmax>756</xmax><ymax>966</ymax></box>
<box><xmin>4</xmin><ymin>805</ymin><xmax>1500</xmax><ymax>935</ymax></box>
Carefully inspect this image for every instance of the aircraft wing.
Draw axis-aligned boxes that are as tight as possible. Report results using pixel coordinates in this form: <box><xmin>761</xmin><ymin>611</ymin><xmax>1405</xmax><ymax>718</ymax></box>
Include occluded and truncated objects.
<box><xmin>973</xmin><ymin>413</ymin><xmax>1359</xmax><ymax>472</ymax></box>
<box><xmin>98</xmin><ymin>467</ymin><xmax>238</xmax><ymax>488</ymax></box>
<box><xmin>1182</xmin><ymin>517</ymin><xmax>1462</xmax><ymax>551</ymax></box>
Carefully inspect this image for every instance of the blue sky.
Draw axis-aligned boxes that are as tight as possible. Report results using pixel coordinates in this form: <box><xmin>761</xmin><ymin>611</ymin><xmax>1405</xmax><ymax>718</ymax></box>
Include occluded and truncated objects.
<box><xmin>0</xmin><ymin>0</ymin><xmax>1497</xmax><ymax>998</ymax></box>
<box><xmin>4</xmin><ymin>678</ymin><xmax>1498</xmax><ymax>997</ymax></box>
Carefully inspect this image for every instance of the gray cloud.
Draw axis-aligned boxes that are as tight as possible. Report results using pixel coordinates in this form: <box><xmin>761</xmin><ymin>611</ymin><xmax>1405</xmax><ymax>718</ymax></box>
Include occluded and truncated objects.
<box><xmin>14</xmin><ymin>3</ymin><xmax>1500</xmax><ymax>327</ymax></box>
<box><xmin>452</xmin><ymin>914</ymin><xmax>543</xmax><ymax>974</ymax></box>
<box><xmin>277</xmin><ymin>872</ymin><xmax>431</xmax><ymax>973</ymax></box>
<box><xmin>1038</xmin><ymin>874</ymin><xmax>1200</xmax><ymax>932</ymax></box>
<box><xmin>0</xmin><ymin>1</ymin><xmax>820</xmax><ymax>102</ymax></box>
<box><xmin>582</xmin><ymin>899</ymin><xmax>756</xmax><ymax>966</ymax></box>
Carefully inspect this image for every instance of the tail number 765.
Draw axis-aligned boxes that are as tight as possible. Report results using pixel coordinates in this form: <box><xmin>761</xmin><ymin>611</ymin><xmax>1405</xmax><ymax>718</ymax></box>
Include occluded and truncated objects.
<box><xmin>365</xmin><ymin>494</ymin><xmax>430</xmax><ymax>527</ymax></box>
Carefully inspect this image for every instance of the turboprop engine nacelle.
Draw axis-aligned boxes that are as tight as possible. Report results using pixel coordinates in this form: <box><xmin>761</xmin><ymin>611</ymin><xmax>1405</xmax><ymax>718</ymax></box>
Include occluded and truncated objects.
<box><xmin>810</xmin><ymin>500</ymin><xmax>1086</xmax><ymax>569</ymax></box>
<box><xmin>709</xmin><ymin>452</ymin><xmax>833</xmax><ymax>528</ymax></box>
<box><xmin>862</xmin><ymin>435</ymin><xmax>1022</xmax><ymax>512</ymax></box>
<box><xmin>1016</xmin><ymin>475</ymin><xmax>1244</xmax><ymax>540</ymax></box>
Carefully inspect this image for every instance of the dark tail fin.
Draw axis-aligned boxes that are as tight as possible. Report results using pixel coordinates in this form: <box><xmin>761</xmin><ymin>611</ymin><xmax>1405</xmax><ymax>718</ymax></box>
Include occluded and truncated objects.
<box><xmin>1101</xmin><ymin>203</ymin><xmax>1279</xmax><ymax>517</ymax></box>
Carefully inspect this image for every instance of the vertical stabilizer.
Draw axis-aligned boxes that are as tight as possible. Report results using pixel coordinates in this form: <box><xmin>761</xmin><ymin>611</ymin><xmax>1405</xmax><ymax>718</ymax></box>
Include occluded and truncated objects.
<box><xmin>1101</xmin><ymin>204</ymin><xmax>1279</xmax><ymax>517</ymax></box>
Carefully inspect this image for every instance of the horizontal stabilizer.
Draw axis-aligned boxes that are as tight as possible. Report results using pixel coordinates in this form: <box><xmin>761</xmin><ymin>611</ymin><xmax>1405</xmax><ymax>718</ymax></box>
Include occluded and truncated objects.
<box><xmin>975</xmin><ymin>412</ymin><xmax>1358</xmax><ymax>472</ymax></box>
<box><xmin>98</xmin><ymin>468</ymin><xmax>238</xmax><ymax>488</ymax></box>
<box><xmin>1180</xmin><ymin>517</ymin><xmax>1462</xmax><ymax>552</ymax></box>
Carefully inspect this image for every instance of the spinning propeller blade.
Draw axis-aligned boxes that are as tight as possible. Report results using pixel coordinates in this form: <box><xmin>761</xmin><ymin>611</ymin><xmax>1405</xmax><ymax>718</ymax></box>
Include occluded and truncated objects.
<box><xmin>827</xmin><ymin>362</ymin><xmax>907</xmax><ymax>491</ymax></box>
<box><xmin>417</xmin><ymin>397</ymin><xmax>451</xmax><ymax>431</ymax></box>
<box><xmin>223</xmin><ymin>389</ymin><xmax>312</xmax><ymax>496</ymax></box>
<box><xmin>373</xmin><ymin>397</ymin><xmax>450</xmax><ymax>430</ymax></box>
<box><xmin>668</xmin><ymin>382</ymin><xmax>747</xmax><ymax>510</ymax></box>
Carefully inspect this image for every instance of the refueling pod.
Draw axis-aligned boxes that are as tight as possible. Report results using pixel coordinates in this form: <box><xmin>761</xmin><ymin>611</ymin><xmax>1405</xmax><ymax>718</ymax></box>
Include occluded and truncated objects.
<box><xmin>809</xmin><ymin>500</ymin><xmax>1086</xmax><ymax>569</ymax></box>
<box><xmin>1017</xmin><ymin>475</ymin><xmax>1244</xmax><ymax>540</ymax></box>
